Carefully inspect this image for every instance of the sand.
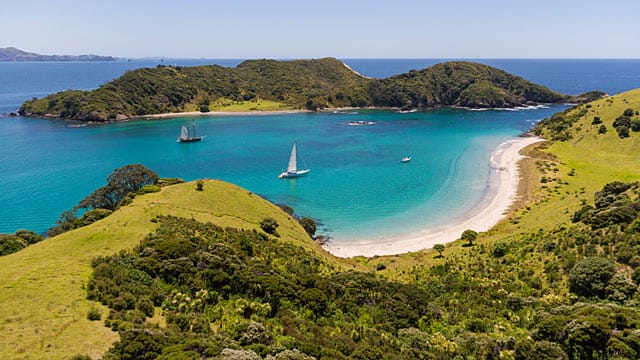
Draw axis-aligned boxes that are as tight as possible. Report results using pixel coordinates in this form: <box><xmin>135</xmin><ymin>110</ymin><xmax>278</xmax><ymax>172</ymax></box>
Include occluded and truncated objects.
<box><xmin>322</xmin><ymin>136</ymin><xmax>545</xmax><ymax>258</ymax></box>
<box><xmin>133</xmin><ymin>109</ymin><xmax>311</xmax><ymax>119</ymax></box>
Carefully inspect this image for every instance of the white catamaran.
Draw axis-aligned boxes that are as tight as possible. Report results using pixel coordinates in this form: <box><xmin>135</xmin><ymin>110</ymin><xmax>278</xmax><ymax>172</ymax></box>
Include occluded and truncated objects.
<box><xmin>176</xmin><ymin>123</ymin><xmax>204</xmax><ymax>143</ymax></box>
<box><xmin>279</xmin><ymin>142</ymin><xmax>310</xmax><ymax>179</ymax></box>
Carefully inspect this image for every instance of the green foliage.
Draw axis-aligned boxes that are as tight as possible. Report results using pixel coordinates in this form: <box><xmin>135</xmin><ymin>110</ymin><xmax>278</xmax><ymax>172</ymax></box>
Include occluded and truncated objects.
<box><xmin>461</xmin><ymin>229</ymin><xmax>478</xmax><ymax>246</ymax></box>
<box><xmin>195</xmin><ymin>180</ymin><xmax>204</xmax><ymax>191</ymax></box>
<box><xmin>598</xmin><ymin>124</ymin><xmax>607</xmax><ymax>134</ymax></box>
<box><xmin>87</xmin><ymin>307</ymin><xmax>101</xmax><ymax>321</ymax></box>
<box><xmin>623</xmin><ymin>108</ymin><xmax>634</xmax><ymax>117</ymax></box>
<box><xmin>19</xmin><ymin>59</ymin><xmax>573</xmax><ymax>121</ymax></box>
<box><xmin>260</xmin><ymin>217</ymin><xmax>279</xmax><ymax>236</ymax></box>
<box><xmin>48</xmin><ymin>165</ymin><xmax>158</xmax><ymax>236</ymax></box>
<box><xmin>568</xmin><ymin>257</ymin><xmax>617</xmax><ymax>298</ymax></box>
<box><xmin>298</xmin><ymin>217</ymin><xmax>316</xmax><ymax>238</ymax></box>
<box><xmin>433</xmin><ymin>243</ymin><xmax>445</xmax><ymax>257</ymax></box>
<box><xmin>0</xmin><ymin>230</ymin><xmax>43</xmax><ymax>256</ymax></box>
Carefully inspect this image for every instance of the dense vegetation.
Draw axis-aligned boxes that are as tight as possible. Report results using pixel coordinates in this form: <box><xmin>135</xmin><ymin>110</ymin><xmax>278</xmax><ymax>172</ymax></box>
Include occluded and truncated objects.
<box><xmin>0</xmin><ymin>229</ymin><xmax>43</xmax><ymax>256</ymax></box>
<box><xmin>85</xmin><ymin>179</ymin><xmax>640</xmax><ymax>359</ymax></box>
<box><xmin>19</xmin><ymin>59</ymin><xmax>590</xmax><ymax>121</ymax></box>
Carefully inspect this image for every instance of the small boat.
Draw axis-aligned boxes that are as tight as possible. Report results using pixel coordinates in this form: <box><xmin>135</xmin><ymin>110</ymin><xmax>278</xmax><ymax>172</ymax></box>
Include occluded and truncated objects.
<box><xmin>279</xmin><ymin>142</ymin><xmax>310</xmax><ymax>179</ymax></box>
<box><xmin>177</xmin><ymin>123</ymin><xmax>204</xmax><ymax>143</ymax></box>
<box><xmin>401</xmin><ymin>156</ymin><xmax>412</xmax><ymax>163</ymax></box>
<box><xmin>348</xmin><ymin>120</ymin><xmax>375</xmax><ymax>126</ymax></box>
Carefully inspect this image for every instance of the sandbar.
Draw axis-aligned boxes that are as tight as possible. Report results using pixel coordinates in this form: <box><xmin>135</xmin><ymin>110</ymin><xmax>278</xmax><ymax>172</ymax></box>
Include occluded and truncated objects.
<box><xmin>322</xmin><ymin>136</ymin><xmax>545</xmax><ymax>258</ymax></box>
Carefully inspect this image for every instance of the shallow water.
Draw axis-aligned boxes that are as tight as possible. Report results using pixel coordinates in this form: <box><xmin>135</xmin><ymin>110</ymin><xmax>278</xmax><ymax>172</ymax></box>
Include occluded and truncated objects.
<box><xmin>0</xmin><ymin>107</ymin><xmax>562</xmax><ymax>238</ymax></box>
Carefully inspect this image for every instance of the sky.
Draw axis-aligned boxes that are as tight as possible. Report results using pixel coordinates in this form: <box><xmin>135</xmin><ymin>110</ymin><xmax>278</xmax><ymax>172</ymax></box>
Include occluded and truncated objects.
<box><xmin>2</xmin><ymin>0</ymin><xmax>640</xmax><ymax>59</ymax></box>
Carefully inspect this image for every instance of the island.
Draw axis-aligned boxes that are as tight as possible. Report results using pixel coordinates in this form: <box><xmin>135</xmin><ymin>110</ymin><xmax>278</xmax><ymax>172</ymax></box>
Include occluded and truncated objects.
<box><xmin>18</xmin><ymin>58</ymin><xmax>604</xmax><ymax>121</ymax></box>
<box><xmin>0</xmin><ymin>47</ymin><xmax>116</xmax><ymax>62</ymax></box>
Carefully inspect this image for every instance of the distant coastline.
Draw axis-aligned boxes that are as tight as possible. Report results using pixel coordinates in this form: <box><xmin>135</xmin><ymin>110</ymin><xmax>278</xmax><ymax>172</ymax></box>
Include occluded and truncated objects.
<box><xmin>323</xmin><ymin>136</ymin><xmax>545</xmax><ymax>257</ymax></box>
<box><xmin>0</xmin><ymin>47</ymin><xmax>115</xmax><ymax>62</ymax></box>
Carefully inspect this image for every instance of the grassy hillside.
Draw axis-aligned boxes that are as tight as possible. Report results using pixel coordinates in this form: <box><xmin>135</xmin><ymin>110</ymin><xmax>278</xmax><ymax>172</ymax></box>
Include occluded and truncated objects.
<box><xmin>0</xmin><ymin>180</ymin><xmax>336</xmax><ymax>359</ymax></box>
<box><xmin>18</xmin><ymin>59</ymin><xmax>589</xmax><ymax>121</ymax></box>
<box><xmin>2</xmin><ymin>90</ymin><xmax>639</xmax><ymax>359</ymax></box>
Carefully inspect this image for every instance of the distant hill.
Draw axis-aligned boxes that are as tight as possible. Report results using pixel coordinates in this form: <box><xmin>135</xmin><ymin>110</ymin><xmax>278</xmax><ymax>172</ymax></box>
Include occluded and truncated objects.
<box><xmin>0</xmin><ymin>47</ymin><xmax>116</xmax><ymax>62</ymax></box>
<box><xmin>19</xmin><ymin>58</ymin><xmax>600</xmax><ymax>121</ymax></box>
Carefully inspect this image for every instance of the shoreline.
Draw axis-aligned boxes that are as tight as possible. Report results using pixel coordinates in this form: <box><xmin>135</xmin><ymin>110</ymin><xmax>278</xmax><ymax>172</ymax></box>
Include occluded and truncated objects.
<box><xmin>322</xmin><ymin>136</ymin><xmax>545</xmax><ymax>258</ymax></box>
<box><xmin>133</xmin><ymin>109</ymin><xmax>312</xmax><ymax>120</ymax></box>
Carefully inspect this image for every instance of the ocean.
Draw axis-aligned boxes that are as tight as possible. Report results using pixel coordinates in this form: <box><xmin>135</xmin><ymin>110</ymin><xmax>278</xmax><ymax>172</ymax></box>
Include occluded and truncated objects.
<box><xmin>1</xmin><ymin>59</ymin><xmax>638</xmax><ymax>239</ymax></box>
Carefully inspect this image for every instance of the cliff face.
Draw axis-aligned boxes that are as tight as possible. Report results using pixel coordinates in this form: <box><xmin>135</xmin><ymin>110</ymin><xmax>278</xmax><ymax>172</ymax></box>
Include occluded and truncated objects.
<box><xmin>19</xmin><ymin>58</ymin><xmax>588</xmax><ymax>121</ymax></box>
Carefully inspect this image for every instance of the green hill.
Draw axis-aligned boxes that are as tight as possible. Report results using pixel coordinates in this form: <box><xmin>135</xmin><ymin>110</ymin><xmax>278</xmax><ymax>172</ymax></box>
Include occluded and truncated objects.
<box><xmin>2</xmin><ymin>90</ymin><xmax>639</xmax><ymax>359</ymax></box>
<box><xmin>18</xmin><ymin>59</ymin><xmax>593</xmax><ymax>121</ymax></box>
<box><xmin>0</xmin><ymin>180</ymin><xmax>337</xmax><ymax>359</ymax></box>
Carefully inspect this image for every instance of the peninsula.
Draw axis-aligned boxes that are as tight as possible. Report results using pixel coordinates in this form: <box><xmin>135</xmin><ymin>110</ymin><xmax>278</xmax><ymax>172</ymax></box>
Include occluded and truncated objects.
<box><xmin>18</xmin><ymin>58</ymin><xmax>603</xmax><ymax>121</ymax></box>
<box><xmin>0</xmin><ymin>47</ymin><xmax>116</xmax><ymax>62</ymax></box>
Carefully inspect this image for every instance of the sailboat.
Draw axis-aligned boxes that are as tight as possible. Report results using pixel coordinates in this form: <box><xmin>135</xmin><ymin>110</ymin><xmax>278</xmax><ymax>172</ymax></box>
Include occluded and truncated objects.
<box><xmin>176</xmin><ymin>123</ymin><xmax>204</xmax><ymax>143</ymax></box>
<box><xmin>279</xmin><ymin>142</ymin><xmax>310</xmax><ymax>179</ymax></box>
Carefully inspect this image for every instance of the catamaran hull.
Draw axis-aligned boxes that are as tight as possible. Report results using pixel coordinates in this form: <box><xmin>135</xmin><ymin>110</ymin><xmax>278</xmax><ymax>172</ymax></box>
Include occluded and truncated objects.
<box><xmin>279</xmin><ymin>169</ymin><xmax>310</xmax><ymax>179</ymax></box>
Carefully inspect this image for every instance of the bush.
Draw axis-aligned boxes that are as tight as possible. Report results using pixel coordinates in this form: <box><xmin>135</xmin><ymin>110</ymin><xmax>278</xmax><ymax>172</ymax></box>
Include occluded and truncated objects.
<box><xmin>299</xmin><ymin>217</ymin><xmax>316</xmax><ymax>237</ymax></box>
<box><xmin>591</xmin><ymin>116</ymin><xmax>602</xmax><ymax>125</ymax></box>
<box><xmin>492</xmin><ymin>242</ymin><xmax>508</xmax><ymax>257</ymax></box>
<box><xmin>260</xmin><ymin>217</ymin><xmax>279</xmax><ymax>236</ymax></box>
<box><xmin>195</xmin><ymin>179</ymin><xmax>204</xmax><ymax>191</ymax></box>
<box><xmin>568</xmin><ymin>257</ymin><xmax>616</xmax><ymax>298</ymax></box>
<box><xmin>598</xmin><ymin>124</ymin><xmax>607</xmax><ymax>134</ymax></box>
<box><xmin>199</xmin><ymin>105</ymin><xmax>210</xmax><ymax>112</ymax></box>
<box><xmin>616</xmin><ymin>125</ymin><xmax>630</xmax><ymax>138</ymax></box>
<box><xmin>87</xmin><ymin>307</ymin><xmax>101</xmax><ymax>321</ymax></box>
<box><xmin>623</xmin><ymin>108</ymin><xmax>634</xmax><ymax>117</ymax></box>
<box><xmin>631</xmin><ymin>120</ymin><xmax>640</xmax><ymax>132</ymax></box>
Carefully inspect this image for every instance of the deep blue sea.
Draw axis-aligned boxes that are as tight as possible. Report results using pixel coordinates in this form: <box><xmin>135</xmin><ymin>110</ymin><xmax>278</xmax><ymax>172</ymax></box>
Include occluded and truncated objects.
<box><xmin>1</xmin><ymin>59</ymin><xmax>639</xmax><ymax>240</ymax></box>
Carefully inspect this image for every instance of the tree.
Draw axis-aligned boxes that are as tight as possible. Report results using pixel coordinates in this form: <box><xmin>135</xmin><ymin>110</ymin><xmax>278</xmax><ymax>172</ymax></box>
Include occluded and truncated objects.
<box><xmin>433</xmin><ymin>243</ymin><xmax>445</xmax><ymax>257</ymax></box>
<box><xmin>299</xmin><ymin>217</ymin><xmax>316</xmax><ymax>238</ymax></box>
<box><xmin>568</xmin><ymin>257</ymin><xmax>616</xmax><ymax>298</ymax></box>
<box><xmin>77</xmin><ymin>164</ymin><xmax>158</xmax><ymax>211</ymax></box>
<box><xmin>195</xmin><ymin>179</ymin><xmax>204</xmax><ymax>191</ymax></box>
<box><xmin>461</xmin><ymin>229</ymin><xmax>478</xmax><ymax>246</ymax></box>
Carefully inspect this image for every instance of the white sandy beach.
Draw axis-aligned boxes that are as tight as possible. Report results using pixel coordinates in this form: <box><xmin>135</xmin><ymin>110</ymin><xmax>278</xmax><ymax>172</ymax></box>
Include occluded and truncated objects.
<box><xmin>322</xmin><ymin>136</ymin><xmax>545</xmax><ymax>258</ymax></box>
<box><xmin>133</xmin><ymin>109</ymin><xmax>311</xmax><ymax>120</ymax></box>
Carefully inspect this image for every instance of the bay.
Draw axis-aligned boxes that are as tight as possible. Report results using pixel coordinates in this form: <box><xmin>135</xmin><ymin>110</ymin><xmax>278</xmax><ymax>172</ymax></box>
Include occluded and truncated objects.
<box><xmin>0</xmin><ymin>59</ymin><xmax>638</xmax><ymax>239</ymax></box>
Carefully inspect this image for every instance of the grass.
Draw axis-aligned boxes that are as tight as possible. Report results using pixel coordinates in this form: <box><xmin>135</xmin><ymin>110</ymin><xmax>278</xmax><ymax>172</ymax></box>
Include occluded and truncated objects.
<box><xmin>184</xmin><ymin>97</ymin><xmax>295</xmax><ymax>113</ymax></box>
<box><xmin>0</xmin><ymin>179</ymin><xmax>341</xmax><ymax>359</ymax></box>
<box><xmin>371</xmin><ymin>89</ymin><xmax>640</xmax><ymax>280</ymax></box>
<box><xmin>2</xmin><ymin>89</ymin><xmax>639</xmax><ymax>357</ymax></box>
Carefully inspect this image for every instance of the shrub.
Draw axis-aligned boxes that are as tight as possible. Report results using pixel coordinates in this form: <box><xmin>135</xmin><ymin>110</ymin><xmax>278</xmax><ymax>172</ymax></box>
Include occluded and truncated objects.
<box><xmin>623</xmin><ymin>108</ymin><xmax>634</xmax><ymax>117</ymax></box>
<box><xmin>199</xmin><ymin>105</ymin><xmax>210</xmax><ymax>112</ymax></box>
<box><xmin>376</xmin><ymin>263</ymin><xmax>386</xmax><ymax>271</ymax></box>
<box><xmin>260</xmin><ymin>217</ymin><xmax>279</xmax><ymax>236</ymax></box>
<box><xmin>591</xmin><ymin>116</ymin><xmax>602</xmax><ymax>125</ymax></box>
<box><xmin>87</xmin><ymin>307</ymin><xmax>101</xmax><ymax>321</ymax></box>
<box><xmin>568</xmin><ymin>257</ymin><xmax>616</xmax><ymax>298</ymax></box>
<box><xmin>631</xmin><ymin>120</ymin><xmax>640</xmax><ymax>132</ymax></box>
<box><xmin>299</xmin><ymin>217</ymin><xmax>316</xmax><ymax>237</ymax></box>
<box><xmin>195</xmin><ymin>179</ymin><xmax>204</xmax><ymax>191</ymax></box>
<box><xmin>492</xmin><ymin>242</ymin><xmax>508</xmax><ymax>257</ymax></box>
<box><xmin>598</xmin><ymin>124</ymin><xmax>607</xmax><ymax>134</ymax></box>
<box><xmin>616</xmin><ymin>125</ymin><xmax>630</xmax><ymax>138</ymax></box>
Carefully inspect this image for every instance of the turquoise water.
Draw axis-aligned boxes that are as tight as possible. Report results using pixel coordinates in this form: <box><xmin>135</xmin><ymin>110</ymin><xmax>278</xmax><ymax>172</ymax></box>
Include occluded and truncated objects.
<box><xmin>0</xmin><ymin>107</ymin><xmax>562</xmax><ymax>239</ymax></box>
<box><xmin>2</xmin><ymin>59</ymin><xmax>638</xmax><ymax>239</ymax></box>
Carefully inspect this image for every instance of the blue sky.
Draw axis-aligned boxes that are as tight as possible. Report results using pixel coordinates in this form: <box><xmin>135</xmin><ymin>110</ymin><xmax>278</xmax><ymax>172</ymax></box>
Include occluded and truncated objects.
<box><xmin>3</xmin><ymin>0</ymin><xmax>639</xmax><ymax>58</ymax></box>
